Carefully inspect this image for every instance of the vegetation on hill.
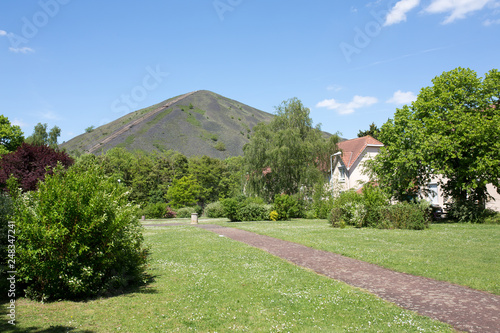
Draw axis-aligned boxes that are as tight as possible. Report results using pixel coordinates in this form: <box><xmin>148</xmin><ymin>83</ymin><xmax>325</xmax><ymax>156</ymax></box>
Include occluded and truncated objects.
<box><xmin>60</xmin><ymin>90</ymin><xmax>276</xmax><ymax>159</ymax></box>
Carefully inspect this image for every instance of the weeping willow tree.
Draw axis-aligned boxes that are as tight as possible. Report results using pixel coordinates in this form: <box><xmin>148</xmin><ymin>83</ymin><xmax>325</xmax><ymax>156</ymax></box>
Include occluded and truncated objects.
<box><xmin>243</xmin><ymin>98</ymin><xmax>340</xmax><ymax>201</ymax></box>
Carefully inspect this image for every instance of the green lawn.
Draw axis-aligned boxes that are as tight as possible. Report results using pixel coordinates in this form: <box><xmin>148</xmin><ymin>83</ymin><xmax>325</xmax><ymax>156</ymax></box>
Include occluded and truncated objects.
<box><xmin>5</xmin><ymin>226</ymin><xmax>454</xmax><ymax>332</ymax></box>
<box><xmin>209</xmin><ymin>219</ymin><xmax>500</xmax><ymax>295</ymax></box>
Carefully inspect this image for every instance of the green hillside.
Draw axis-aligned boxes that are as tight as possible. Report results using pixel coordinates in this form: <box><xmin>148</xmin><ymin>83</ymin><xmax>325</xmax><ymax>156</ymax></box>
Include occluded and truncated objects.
<box><xmin>61</xmin><ymin>90</ymin><xmax>276</xmax><ymax>158</ymax></box>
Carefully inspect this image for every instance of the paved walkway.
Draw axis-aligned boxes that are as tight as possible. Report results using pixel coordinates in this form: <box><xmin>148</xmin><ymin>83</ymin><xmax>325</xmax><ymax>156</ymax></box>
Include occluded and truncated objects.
<box><xmin>146</xmin><ymin>223</ymin><xmax>500</xmax><ymax>333</ymax></box>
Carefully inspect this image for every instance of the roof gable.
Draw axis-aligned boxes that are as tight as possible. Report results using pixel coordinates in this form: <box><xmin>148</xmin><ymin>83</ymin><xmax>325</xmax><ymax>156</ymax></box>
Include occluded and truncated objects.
<box><xmin>337</xmin><ymin>135</ymin><xmax>383</xmax><ymax>169</ymax></box>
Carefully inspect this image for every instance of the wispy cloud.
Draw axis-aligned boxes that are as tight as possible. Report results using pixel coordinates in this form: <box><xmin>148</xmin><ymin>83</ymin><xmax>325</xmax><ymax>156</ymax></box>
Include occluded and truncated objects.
<box><xmin>9</xmin><ymin>47</ymin><xmax>35</xmax><ymax>54</ymax></box>
<box><xmin>11</xmin><ymin>118</ymin><xmax>28</xmax><ymax>128</ymax></box>
<box><xmin>425</xmin><ymin>0</ymin><xmax>494</xmax><ymax>24</ymax></box>
<box><xmin>483</xmin><ymin>18</ymin><xmax>500</xmax><ymax>26</ymax></box>
<box><xmin>39</xmin><ymin>110</ymin><xmax>61</xmax><ymax>120</ymax></box>
<box><xmin>0</xmin><ymin>30</ymin><xmax>7</xmax><ymax>36</ymax></box>
<box><xmin>327</xmin><ymin>84</ymin><xmax>343</xmax><ymax>92</ymax></box>
<box><xmin>387</xmin><ymin>90</ymin><xmax>417</xmax><ymax>105</ymax></box>
<box><xmin>316</xmin><ymin>96</ymin><xmax>378</xmax><ymax>115</ymax></box>
<box><xmin>384</xmin><ymin>0</ymin><xmax>421</xmax><ymax>26</ymax></box>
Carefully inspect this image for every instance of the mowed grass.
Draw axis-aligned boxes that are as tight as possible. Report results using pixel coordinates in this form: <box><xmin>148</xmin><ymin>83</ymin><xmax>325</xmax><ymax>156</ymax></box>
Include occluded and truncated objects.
<box><xmin>5</xmin><ymin>226</ymin><xmax>454</xmax><ymax>332</ymax></box>
<box><xmin>212</xmin><ymin>219</ymin><xmax>500</xmax><ymax>295</ymax></box>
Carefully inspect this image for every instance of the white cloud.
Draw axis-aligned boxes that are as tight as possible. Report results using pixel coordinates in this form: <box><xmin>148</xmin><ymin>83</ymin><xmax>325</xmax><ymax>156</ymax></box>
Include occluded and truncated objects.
<box><xmin>316</xmin><ymin>95</ymin><xmax>378</xmax><ymax>115</ymax></box>
<box><xmin>387</xmin><ymin>90</ymin><xmax>417</xmax><ymax>105</ymax></box>
<box><xmin>11</xmin><ymin>118</ymin><xmax>28</xmax><ymax>128</ymax></box>
<box><xmin>39</xmin><ymin>110</ymin><xmax>60</xmax><ymax>120</ymax></box>
<box><xmin>327</xmin><ymin>84</ymin><xmax>343</xmax><ymax>92</ymax></box>
<box><xmin>425</xmin><ymin>0</ymin><xmax>494</xmax><ymax>24</ymax></box>
<box><xmin>384</xmin><ymin>0</ymin><xmax>421</xmax><ymax>26</ymax></box>
<box><xmin>0</xmin><ymin>30</ymin><xmax>7</xmax><ymax>36</ymax></box>
<box><xmin>9</xmin><ymin>47</ymin><xmax>34</xmax><ymax>54</ymax></box>
<box><xmin>483</xmin><ymin>18</ymin><xmax>500</xmax><ymax>25</ymax></box>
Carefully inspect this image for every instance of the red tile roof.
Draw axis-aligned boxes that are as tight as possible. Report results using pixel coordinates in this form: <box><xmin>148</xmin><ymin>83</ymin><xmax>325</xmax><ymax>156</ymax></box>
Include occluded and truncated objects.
<box><xmin>337</xmin><ymin>136</ymin><xmax>383</xmax><ymax>169</ymax></box>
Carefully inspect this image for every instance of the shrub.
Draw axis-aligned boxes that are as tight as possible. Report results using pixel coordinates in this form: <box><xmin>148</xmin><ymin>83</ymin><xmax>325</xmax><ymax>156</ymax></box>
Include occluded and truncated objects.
<box><xmin>12</xmin><ymin>164</ymin><xmax>148</xmax><ymax>301</ymax></box>
<box><xmin>273</xmin><ymin>194</ymin><xmax>302</xmax><ymax>221</ymax></box>
<box><xmin>484</xmin><ymin>210</ymin><xmax>500</xmax><ymax>224</ymax></box>
<box><xmin>379</xmin><ymin>201</ymin><xmax>430</xmax><ymax>230</ymax></box>
<box><xmin>361</xmin><ymin>183</ymin><xmax>389</xmax><ymax>227</ymax></box>
<box><xmin>164</xmin><ymin>206</ymin><xmax>177</xmax><ymax>218</ymax></box>
<box><xmin>270</xmin><ymin>210</ymin><xmax>278</xmax><ymax>221</ymax></box>
<box><xmin>221</xmin><ymin>197</ymin><xmax>241</xmax><ymax>221</ymax></box>
<box><xmin>446</xmin><ymin>201</ymin><xmax>488</xmax><ymax>223</ymax></box>
<box><xmin>142</xmin><ymin>202</ymin><xmax>168</xmax><ymax>219</ymax></box>
<box><xmin>238</xmin><ymin>202</ymin><xmax>269</xmax><ymax>221</ymax></box>
<box><xmin>176</xmin><ymin>206</ymin><xmax>197</xmax><ymax>218</ymax></box>
<box><xmin>329</xmin><ymin>190</ymin><xmax>366</xmax><ymax>227</ymax></box>
<box><xmin>0</xmin><ymin>193</ymin><xmax>13</xmax><ymax>295</ymax></box>
<box><xmin>204</xmin><ymin>201</ymin><xmax>226</xmax><ymax>218</ymax></box>
<box><xmin>221</xmin><ymin>196</ymin><xmax>271</xmax><ymax>222</ymax></box>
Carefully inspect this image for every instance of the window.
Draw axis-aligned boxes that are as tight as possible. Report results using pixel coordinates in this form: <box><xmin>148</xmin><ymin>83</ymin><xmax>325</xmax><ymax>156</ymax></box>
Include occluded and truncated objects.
<box><xmin>338</xmin><ymin>167</ymin><xmax>346</xmax><ymax>182</ymax></box>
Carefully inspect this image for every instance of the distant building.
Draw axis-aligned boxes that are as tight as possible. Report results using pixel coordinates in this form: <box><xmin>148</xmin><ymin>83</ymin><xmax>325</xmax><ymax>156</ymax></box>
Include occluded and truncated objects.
<box><xmin>330</xmin><ymin>135</ymin><xmax>500</xmax><ymax>211</ymax></box>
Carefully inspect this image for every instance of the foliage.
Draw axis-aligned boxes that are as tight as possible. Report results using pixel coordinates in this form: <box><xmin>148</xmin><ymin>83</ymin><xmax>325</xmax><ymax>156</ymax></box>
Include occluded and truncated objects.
<box><xmin>165</xmin><ymin>175</ymin><xmax>202</xmax><ymax>209</ymax></box>
<box><xmin>85</xmin><ymin>125</ymin><xmax>95</xmax><ymax>133</ymax></box>
<box><xmin>141</xmin><ymin>202</ymin><xmax>176</xmax><ymax>219</ymax></box>
<box><xmin>310</xmin><ymin>183</ymin><xmax>335</xmax><ymax>219</ymax></box>
<box><xmin>0</xmin><ymin>143</ymin><xmax>73</xmax><ymax>192</ymax></box>
<box><xmin>244</xmin><ymin>97</ymin><xmax>340</xmax><ymax>201</ymax></box>
<box><xmin>12</xmin><ymin>163</ymin><xmax>148</xmax><ymax>301</ymax></box>
<box><xmin>272</xmin><ymin>193</ymin><xmax>302</xmax><ymax>221</ymax></box>
<box><xmin>203</xmin><ymin>201</ymin><xmax>226</xmax><ymax>218</ymax></box>
<box><xmin>176</xmin><ymin>206</ymin><xmax>198</xmax><ymax>218</ymax></box>
<box><xmin>269</xmin><ymin>210</ymin><xmax>278</xmax><ymax>221</ymax></box>
<box><xmin>25</xmin><ymin>123</ymin><xmax>61</xmax><ymax>149</ymax></box>
<box><xmin>357</xmin><ymin>122</ymin><xmax>380</xmax><ymax>140</ymax></box>
<box><xmin>214</xmin><ymin>141</ymin><xmax>226</xmax><ymax>151</ymax></box>
<box><xmin>368</xmin><ymin>67</ymin><xmax>500</xmax><ymax>220</ymax></box>
<box><xmin>329</xmin><ymin>187</ymin><xmax>428</xmax><ymax>230</ymax></box>
<box><xmin>0</xmin><ymin>115</ymin><xmax>24</xmax><ymax>156</ymax></box>
<box><xmin>378</xmin><ymin>201</ymin><xmax>430</xmax><ymax>230</ymax></box>
<box><xmin>362</xmin><ymin>183</ymin><xmax>390</xmax><ymax>227</ymax></box>
<box><xmin>330</xmin><ymin>191</ymin><xmax>366</xmax><ymax>228</ymax></box>
<box><xmin>0</xmin><ymin>193</ymin><xmax>14</xmax><ymax>294</ymax></box>
<box><xmin>221</xmin><ymin>196</ymin><xmax>271</xmax><ymax>222</ymax></box>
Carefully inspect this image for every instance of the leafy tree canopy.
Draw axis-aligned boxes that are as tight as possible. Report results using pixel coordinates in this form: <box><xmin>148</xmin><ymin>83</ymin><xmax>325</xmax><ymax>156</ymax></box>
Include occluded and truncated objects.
<box><xmin>369</xmin><ymin>67</ymin><xmax>500</xmax><ymax>219</ymax></box>
<box><xmin>0</xmin><ymin>143</ymin><xmax>73</xmax><ymax>192</ymax></box>
<box><xmin>0</xmin><ymin>115</ymin><xmax>24</xmax><ymax>155</ymax></box>
<box><xmin>357</xmin><ymin>122</ymin><xmax>380</xmax><ymax>140</ymax></box>
<box><xmin>243</xmin><ymin>97</ymin><xmax>340</xmax><ymax>201</ymax></box>
<box><xmin>25</xmin><ymin>123</ymin><xmax>61</xmax><ymax>149</ymax></box>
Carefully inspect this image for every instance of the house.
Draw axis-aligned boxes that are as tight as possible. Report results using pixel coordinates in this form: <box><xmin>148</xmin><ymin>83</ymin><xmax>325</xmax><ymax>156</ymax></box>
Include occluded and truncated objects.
<box><xmin>331</xmin><ymin>135</ymin><xmax>500</xmax><ymax>212</ymax></box>
<box><xmin>330</xmin><ymin>135</ymin><xmax>383</xmax><ymax>193</ymax></box>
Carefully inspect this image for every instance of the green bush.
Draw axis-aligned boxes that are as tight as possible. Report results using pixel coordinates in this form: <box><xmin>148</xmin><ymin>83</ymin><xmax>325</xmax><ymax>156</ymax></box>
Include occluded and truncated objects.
<box><xmin>273</xmin><ymin>194</ymin><xmax>303</xmax><ymax>221</ymax></box>
<box><xmin>484</xmin><ymin>210</ymin><xmax>500</xmax><ymax>224</ymax></box>
<box><xmin>379</xmin><ymin>201</ymin><xmax>430</xmax><ymax>230</ymax></box>
<box><xmin>221</xmin><ymin>196</ymin><xmax>271</xmax><ymax>222</ymax></box>
<box><xmin>238</xmin><ymin>202</ymin><xmax>269</xmax><ymax>221</ymax></box>
<box><xmin>176</xmin><ymin>206</ymin><xmax>198</xmax><ymax>218</ymax></box>
<box><xmin>141</xmin><ymin>202</ymin><xmax>168</xmax><ymax>219</ymax></box>
<box><xmin>362</xmin><ymin>183</ymin><xmax>389</xmax><ymax>227</ymax></box>
<box><xmin>329</xmin><ymin>190</ymin><xmax>366</xmax><ymax>227</ymax></box>
<box><xmin>204</xmin><ymin>201</ymin><xmax>226</xmax><ymax>218</ymax></box>
<box><xmin>0</xmin><ymin>193</ymin><xmax>14</xmax><ymax>297</ymax></box>
<box><xmin>12</xmin><ymin>164</ymin><xmax>148</xmax><ymax>301</ymax></box>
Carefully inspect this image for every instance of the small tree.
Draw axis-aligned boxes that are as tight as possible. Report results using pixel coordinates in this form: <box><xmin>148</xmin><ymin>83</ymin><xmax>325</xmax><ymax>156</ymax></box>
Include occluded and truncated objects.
<box><xmin>165</xmin><ymin>175</ymin><xmax>202</xmax><ymax>208</ymax></box>
<box><xmin>0</xmin><ymin>115</ymin><xmax>24</xmax><ymax>156</ymax></box>
<box><xmin>0</xmin><ymin>143</ymin><xmax>73</xmax><ymax>192</ymax></box>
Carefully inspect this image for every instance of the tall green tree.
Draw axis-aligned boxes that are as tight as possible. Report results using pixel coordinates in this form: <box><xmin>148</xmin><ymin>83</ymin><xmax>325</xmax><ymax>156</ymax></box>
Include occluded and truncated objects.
<box><xmin>357</xmin><ymin>122</ymin><xmax>380</xmax><ymax>140</ymax></box>
<box><xmin>26</xmin><ymin>123</ymin><xmax>61</xmax><ymax>149</ymax></box>
<box><xmin>243</xmin><ymin>98</ymin><xmax>340</xmax><ymax>201</ymax></box>
<box><xmin>369</xmin><ymin>67</ymin><xmax>500</xmax><ymax>220</ymax></box>
<box><xmin>0</xmin><ymin>115</ymin><xmax>24</xmax><ymax>155</ymax></box>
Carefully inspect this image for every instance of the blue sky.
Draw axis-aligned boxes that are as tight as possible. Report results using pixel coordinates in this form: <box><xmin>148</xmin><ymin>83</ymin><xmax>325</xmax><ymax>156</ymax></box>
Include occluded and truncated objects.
<box><xmin>1</xmin><ymin>0</ymin><xmax>499</xmax><ymax>143</ymax></box>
